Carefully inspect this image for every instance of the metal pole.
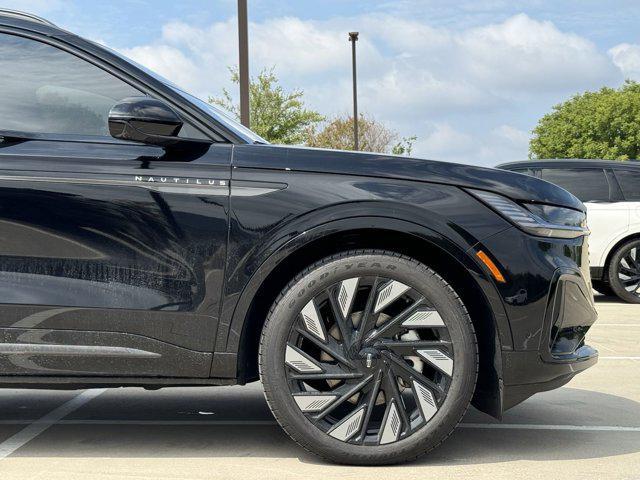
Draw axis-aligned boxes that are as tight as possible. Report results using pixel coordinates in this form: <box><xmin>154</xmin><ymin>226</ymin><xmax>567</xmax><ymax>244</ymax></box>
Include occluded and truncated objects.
<box><xmin>349</xmin><ymin>32</ymin><xmax>359</xmax><ymax>151</ymax></box>
<box><xmin>238</xmin><ymin>0</ymin><xmax>250</xmax><ymax>127</ymax></box>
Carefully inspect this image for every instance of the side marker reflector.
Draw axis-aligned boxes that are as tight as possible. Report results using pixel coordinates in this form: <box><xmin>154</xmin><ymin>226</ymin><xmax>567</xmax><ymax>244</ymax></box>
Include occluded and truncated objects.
<box><xmin>476</xmin><ymin>250</ymin><xmax>506</xmax><ymax>283</ymax></box>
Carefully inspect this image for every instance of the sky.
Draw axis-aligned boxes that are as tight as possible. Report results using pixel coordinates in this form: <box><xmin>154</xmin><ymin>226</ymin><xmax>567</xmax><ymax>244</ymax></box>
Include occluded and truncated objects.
<box><xmin>6</xmin><ymin>0</ymin><xmax>640</xmax><ymax>165</ymax></box>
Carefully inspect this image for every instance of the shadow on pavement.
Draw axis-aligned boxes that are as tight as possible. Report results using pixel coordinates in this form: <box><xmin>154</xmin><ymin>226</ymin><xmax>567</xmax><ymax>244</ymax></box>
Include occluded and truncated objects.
<box><xmin>2</xmin><ymin>385</ymin><xmax>638</xmax><ymax>465</ymax></box>
<box><xmin>594</xmin><ymin>294</ymin><xmax>628</xmax><ymax>304</ymax></box>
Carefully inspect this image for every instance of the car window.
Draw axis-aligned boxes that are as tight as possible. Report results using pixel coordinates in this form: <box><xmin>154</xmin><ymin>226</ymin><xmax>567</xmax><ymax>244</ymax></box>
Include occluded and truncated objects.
<box><xmin>540</xmin><ymin>168</ymin><xmax>611</xmax><ymax>202</ymax></box>
<box><xmin>614</xmin><ymin>169</ymin><xmax>640</xmax><ymax>201</ymax></box>
<box><xmin>508</xmin><ymin>168</ymin><xmax>534</xmax><ymax>176</ymax></box>
<box><xmin>96</xmin><ymin>42</ymin><xmax>267</xmax><ymax>144</ymax></box>
<box><xmin>0</xmin><ymin>33</ymin><xmax>206</xmax><ymax>140</ymax></box>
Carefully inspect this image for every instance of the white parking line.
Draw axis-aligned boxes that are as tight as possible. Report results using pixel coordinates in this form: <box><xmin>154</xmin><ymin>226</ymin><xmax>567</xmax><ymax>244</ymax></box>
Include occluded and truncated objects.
<box><xmin>0</xmin><ymin>419</ymin><xmax>279</xmax><ymax>426</ymax></box>
<box><xmin>0</xmin><ymin>419</ymin><xmax>638</xmax><ymax>432</ymax></box>
<box><xmin>459</xmin><ymin>423</ymin><xmax>640</xmax><ymax>432</ymax></box>
<box><xmin>599</xmin><ymin>356</ymin><xmax>640</xmax><ymax>360</ymax></box>
<box><xmin>594</xmin><ymin>324</ymin><xmax>640</xmax><ymax>327</ymax></box>
<box><xmin>0</xmin><ymin>389</ymin><xmax>105</xmax><ymax>459</ymax></box>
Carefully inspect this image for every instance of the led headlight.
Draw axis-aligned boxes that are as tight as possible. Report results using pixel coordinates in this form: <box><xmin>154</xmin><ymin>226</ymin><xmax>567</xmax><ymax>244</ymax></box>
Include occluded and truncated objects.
<box><xmin>468</xmin><ymin>189</ymin><xmax>588</xmax><ymax>239</ymax></box>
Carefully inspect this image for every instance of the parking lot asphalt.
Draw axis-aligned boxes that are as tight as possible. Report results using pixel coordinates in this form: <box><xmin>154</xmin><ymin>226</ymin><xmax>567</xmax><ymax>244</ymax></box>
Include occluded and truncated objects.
<box><xmin>0</xmin><ymin>296</ymin><xmax>638</xmax><ymax>479</ymax></box>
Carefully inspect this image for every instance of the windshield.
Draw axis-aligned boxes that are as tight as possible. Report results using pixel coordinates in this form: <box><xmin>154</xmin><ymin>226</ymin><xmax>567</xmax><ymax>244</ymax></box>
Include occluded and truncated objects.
<box><xmin>97</xmin><ymin>42</ymin><xmax>268</xmax><ymax>144</ymax></box>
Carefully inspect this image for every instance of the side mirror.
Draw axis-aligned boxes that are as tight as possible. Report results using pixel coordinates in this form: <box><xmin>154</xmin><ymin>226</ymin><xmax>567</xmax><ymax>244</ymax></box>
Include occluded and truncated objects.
<box><xmin>108</xmin><ymin>97</ymin><xmax>184</xmax><ymax>147</ymax></box>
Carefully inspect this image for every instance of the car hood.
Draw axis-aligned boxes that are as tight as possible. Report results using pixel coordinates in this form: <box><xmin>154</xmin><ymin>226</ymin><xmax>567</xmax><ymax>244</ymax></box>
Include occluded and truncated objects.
<box><xmin>233</xmin><ymin>145</ymin><xmax>584</xmax><ymax>211</ymax></box>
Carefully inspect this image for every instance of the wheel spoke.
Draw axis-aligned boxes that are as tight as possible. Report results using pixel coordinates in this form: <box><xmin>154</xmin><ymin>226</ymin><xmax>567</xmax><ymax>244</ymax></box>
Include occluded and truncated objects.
<box><xmin>624</xmin><ymin>282</ymin><xmax>640</xmax><ymax>293</ymax></box>
<box><xmin>411</xmin><ymin>379</ymin><xmax>438</xmax><ymax>423</ymax></box>
<box><xmin>385</xmin><ymin>350</ymin><xmax>446</xmax><ymax>399</ymax></box>
<box><xmin>378</xmin><ymin>339</ymin><xmax>452</xmax><ymax>357</ymax></box>
<box><xmin>337</xmin><ymin>277</ymin><xmax>359</xmax><ymax>319</ymax></box>
<box><xmin>630</xmin><ymin>248</ymin><xmax>640</xmax><ymax>270</ymax></box>
<box><xmin>327</xmin><ymin>287</ymin><xmax>354</xmax><ymax>347</ymax></box>
<box><xmin>299</xmin><ymin>298</ymin><xmax>328</xmax><ymax>342</ymax></box>
<box><xmin>295</xmin><ymin>326</ymin><xmax>355</xmax><ymax>369</ymax></box>
<box><xmin>327</xmin><ymin>406</ymin><xmax>366</xmax><ymax>442</ymax></box>
<box><xmin>621</xmin><ymin>276</ymin><xmax>640</xmax><ymax>285</ymax></box>
<box><xmin>356</xmin><ymin>369</ymin><xmax>383</xmax><ymax>444</ymax></box>
<box><xmin>312</xmin><ymin>373</ymin><xmax>374</xmax><ymax>421</ymax></box>
<box><xmin>293</xmin><ymin>393</ymin><xmax>339</xmax><ymax>413</ymax></box>
<box><xmin>619</xmin><ymin>266</ymin><xmax>640</xmax><ymax>279</ymax></box>
<box><xmin>382</xmin><ymin>366</ymin><xmax>410</xmax><ymax>435</ymax></box>
<box><xmin>622</xmin><ymin>254</ymin><xmax>640</xmax><ymax>273</ymax></box>
<box><xmin>290</xmin><ymin>371</ymin><xmax>364</xmax><ymax>381</ymax></box>
<box><xmin>288</xmin><ymin>360</ymin><xmax>358</xmax><ymax>380</ymax></box>
<box><xmin>351</xmin><ymin>276</ymin><xmax>380</xmax><ymax>344</ymax></box>
<box><xmin>374</xmin><ymin>280</ymin><xmax>411</xmax><ymax>313</ymax></box>
<box><xmin>379</xmin><ymin>399</ymin><xmax>402</xmax><ymax>444</ymax></box>
<box><xmin>365</xmin><ymin>297</ymin><xmax>425</xmax><ymax>343</ymax></box>
<box><xmin>416</xmin><ymin>349</ymin><xmax>454</xmax><ymax>376</ymax></box>
<box><xmin>285</xmin><ymin>344</ymin><xmax>323</xmax><ymax>373</ymax></box>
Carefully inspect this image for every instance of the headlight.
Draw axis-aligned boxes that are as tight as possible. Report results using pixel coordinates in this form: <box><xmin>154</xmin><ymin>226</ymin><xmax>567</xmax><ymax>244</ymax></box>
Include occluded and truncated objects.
<box><xmin>468</xmin><ymin>189</ymin><xmax>588</xmax><ymax>239</ymax></box>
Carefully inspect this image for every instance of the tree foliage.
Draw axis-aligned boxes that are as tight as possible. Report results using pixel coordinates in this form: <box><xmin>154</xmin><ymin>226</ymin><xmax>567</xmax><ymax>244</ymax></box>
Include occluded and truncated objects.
<box><xmin>530</xmin><ymin>80</ymin><xmax>640</xmax><ymax>160</ymax></box>
<box><xmin>306</xmin><ymin>114</ymin><xmax>415</xmax><ymax>155</ymax></box>
<box><xmin>210</xmin><ymin>67</ymin><xmax>324</xmax><ymax>144</ymax></box>
<box><xmin>391</xmin><ymin>135</ymin><xmax>417</xmax><ymax>156</ymax></box>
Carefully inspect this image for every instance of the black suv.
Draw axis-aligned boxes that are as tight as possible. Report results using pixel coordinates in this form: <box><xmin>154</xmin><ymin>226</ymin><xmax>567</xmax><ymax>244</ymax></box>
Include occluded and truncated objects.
<box><xmin>0</xmin><ymin>11</ymin><xmax>597</xmax><ymax>465</ymax></box>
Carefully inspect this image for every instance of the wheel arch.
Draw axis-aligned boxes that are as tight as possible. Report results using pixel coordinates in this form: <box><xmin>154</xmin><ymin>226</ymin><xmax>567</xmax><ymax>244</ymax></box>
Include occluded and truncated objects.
<box><xmin>225</xmin><ymin>217</ymin><xmax>511</xmax><ymax>418</ymax></box>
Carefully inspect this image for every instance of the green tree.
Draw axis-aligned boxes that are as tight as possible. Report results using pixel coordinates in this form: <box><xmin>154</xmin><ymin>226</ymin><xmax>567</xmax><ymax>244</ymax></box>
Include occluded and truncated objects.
<box><xmin>392</xmin><ymin>136</ymin><xmax>417</xmax><ymax>156</ymax></box>
<box><xmin>210</xmin><ymin>67</ymin><xmax>324</xmax><ymax>144</ymax></box>
<box><xmin>306</xmin><ymin>114</ymin><xmax>416</xmax><ymax>155</ymax></box>
<box><xmin>530</xmin><ymin>80</ymin><xmax>640</xmax><ymax>160</ymax></box>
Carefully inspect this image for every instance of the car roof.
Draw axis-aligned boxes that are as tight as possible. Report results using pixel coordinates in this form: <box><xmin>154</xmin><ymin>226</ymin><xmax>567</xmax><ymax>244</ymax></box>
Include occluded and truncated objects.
<box><xmin>498</xmin><ymin>158</ymin><xmax>640</xmax><ymax>170</ymax></box>
<box><xmin>0</xmin><ymin>9</ymin><xmax>58</xmax><ymax>29</ymax></box>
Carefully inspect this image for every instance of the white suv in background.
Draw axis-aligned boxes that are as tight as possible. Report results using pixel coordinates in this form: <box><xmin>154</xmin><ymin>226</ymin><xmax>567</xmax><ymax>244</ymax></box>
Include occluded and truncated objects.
<box><xmin>499</xmin><ymin>159</ymin><xmax>640</xmax><ymax>303</ymax></box>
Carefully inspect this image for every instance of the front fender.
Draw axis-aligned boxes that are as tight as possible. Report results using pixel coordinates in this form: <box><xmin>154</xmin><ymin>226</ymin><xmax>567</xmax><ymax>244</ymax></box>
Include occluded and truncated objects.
<box><xmin>215</xmin><ymin>211</ymin><xmax>513</xmax><ymax>361</ymax></box>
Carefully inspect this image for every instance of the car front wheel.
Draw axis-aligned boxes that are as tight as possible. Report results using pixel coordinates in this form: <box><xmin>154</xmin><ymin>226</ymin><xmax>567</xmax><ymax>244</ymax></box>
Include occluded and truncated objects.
<box><xmin>259</xmin><ymin>250</ymin><xmax>478</xmax><ymax>465</ymax></box>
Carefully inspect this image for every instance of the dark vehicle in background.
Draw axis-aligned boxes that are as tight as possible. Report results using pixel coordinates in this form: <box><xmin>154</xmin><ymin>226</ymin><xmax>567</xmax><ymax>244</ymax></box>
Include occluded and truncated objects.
<box><xmin>0</xmin><ymin>11</ymin><xmax>598</xmax><ymax>465</ymax></box>
<box><xmin>500</xmin><ymin>159</ymin><xmax>640</xmax><ymax>303</ymax></box>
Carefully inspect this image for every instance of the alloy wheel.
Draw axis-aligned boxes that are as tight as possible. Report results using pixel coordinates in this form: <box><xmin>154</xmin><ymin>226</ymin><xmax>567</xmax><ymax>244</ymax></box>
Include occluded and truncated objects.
<box><xmin>617</xmin><ymin>246</ymin><xmax>640</xmax><ymax>295</ymax></box>
<box><xmin>284</xmin><ymin>275</ymin><xmax>453</xmax><ymax>445</ymax></box>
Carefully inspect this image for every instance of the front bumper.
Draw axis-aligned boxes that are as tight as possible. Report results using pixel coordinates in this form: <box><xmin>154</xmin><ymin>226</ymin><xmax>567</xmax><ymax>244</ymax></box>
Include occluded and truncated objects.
<box><xmin>502</xmin><ymin>267</ymin><xmax>598</xmax><ymax>410</ymax></box>
<box><xmin>502</xmin><ymin>347</ymin><xmax>597</xmax><ymax>410</ymax></box>
<box><xmin>476</xmin><ymin>226</ymin><xmax>598</xmax><ymax>412</ymax></box>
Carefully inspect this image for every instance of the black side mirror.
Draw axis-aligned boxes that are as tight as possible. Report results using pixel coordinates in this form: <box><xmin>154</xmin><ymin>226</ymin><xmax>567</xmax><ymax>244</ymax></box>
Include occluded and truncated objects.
<box><xmin>108</xmin><ymin>97</ymin><xmax>185</xmax><ymax>147</ymax></box>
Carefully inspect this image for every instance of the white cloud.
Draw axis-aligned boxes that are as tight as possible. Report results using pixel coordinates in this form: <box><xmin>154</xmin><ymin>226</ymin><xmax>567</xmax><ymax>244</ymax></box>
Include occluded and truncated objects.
<box><xmin>120</xmin><ymin>12</ymin><xmax>621</xmax><ymax>165</ymax></box>
<box><xmin>122</xmin><ymin>45</ymin><xmax>203</xmax><ymax>89</ymax></box>
<box><xmin>480</xmin><ymin>124</ymin><xmax>531</xmax><ymax>164</ymax></box>
<box><xmin>609</xmin><ymin>43</ymin><xmax>640</xmax><ymax>80</ymax></box>
<box><xmin>123</xmin><ymin>13</ymin><xmax>617</xmax><ymax>103</ymax></box>
<box><xmin>414</xmin><ymin>123</ymin><xmax>530</xmax><ymax>164</ymax></box>
<box><xmin>492</xmin><ymin>124</ymin><xmax>530</xmax><ymax>147</ymax></box>
<box><xmin>361</xmin><ymin>66</ymin><xmax>499</xmax><ymax>118</ymax></box>
<box><xmin>457</xmin><ymin>14</ymin><xmax>616</xmax><ymax>91</ymax></box>
<box><xmin>416</xmin><ymin>123</ymin><xmax>475</xmax><ymax>158</ymax></box>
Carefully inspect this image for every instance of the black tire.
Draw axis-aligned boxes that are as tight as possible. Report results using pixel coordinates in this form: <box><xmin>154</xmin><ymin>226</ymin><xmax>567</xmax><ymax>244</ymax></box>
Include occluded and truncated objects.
<box><xmin>592</xmin><ymin>280</ymin><xmax>614</xmax><ymax>297</ymax></box>
<box><xmin>259</xmin><ymin>250</ymin><xmax>478</xmax><ymax>465</ymax></box>
<box><xmin>608</xmin><ymin>239</ymin><xmax>640</xmax><ymax>303</ymax></box>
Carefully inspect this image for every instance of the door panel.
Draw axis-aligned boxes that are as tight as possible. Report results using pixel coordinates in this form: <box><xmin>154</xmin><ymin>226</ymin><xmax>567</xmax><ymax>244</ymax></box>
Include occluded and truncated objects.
<box><xmin>0</xmin><ymin>328</ymin><xmax>210</xmax><ymax>377</ymax></box>
<box><xmin>0</xmin><ymin>139</ymin><xmax>231</xmax><ymax>376</ymax></box>
<box><xmin>585</xmin><ymin>202</ymin><xmax>629</xmax><ymax>267</ymax></box>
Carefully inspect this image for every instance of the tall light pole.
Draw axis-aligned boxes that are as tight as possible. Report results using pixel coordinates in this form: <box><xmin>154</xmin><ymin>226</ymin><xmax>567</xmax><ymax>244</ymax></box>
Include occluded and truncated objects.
<box><xmin>238</xmin><ymin>0</ymin><xmax>250</xmax><ymax>127</ymax></box>
<box><xmin>349</xmin><ymin>32</ymin><xmax>359</xmax><ymax>151</ymax></box>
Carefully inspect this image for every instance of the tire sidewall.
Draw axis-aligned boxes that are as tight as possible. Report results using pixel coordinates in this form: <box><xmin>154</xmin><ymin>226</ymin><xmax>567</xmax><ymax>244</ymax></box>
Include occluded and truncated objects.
<box><xmin>608</xmin><ymin>240</ymin><xmax>640</xmax><ymax>304</ymax></box>
<box><xmin>259</xmin><ymin>251</ymin><xmax>477</xmax><ymax>464</ymax></box>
